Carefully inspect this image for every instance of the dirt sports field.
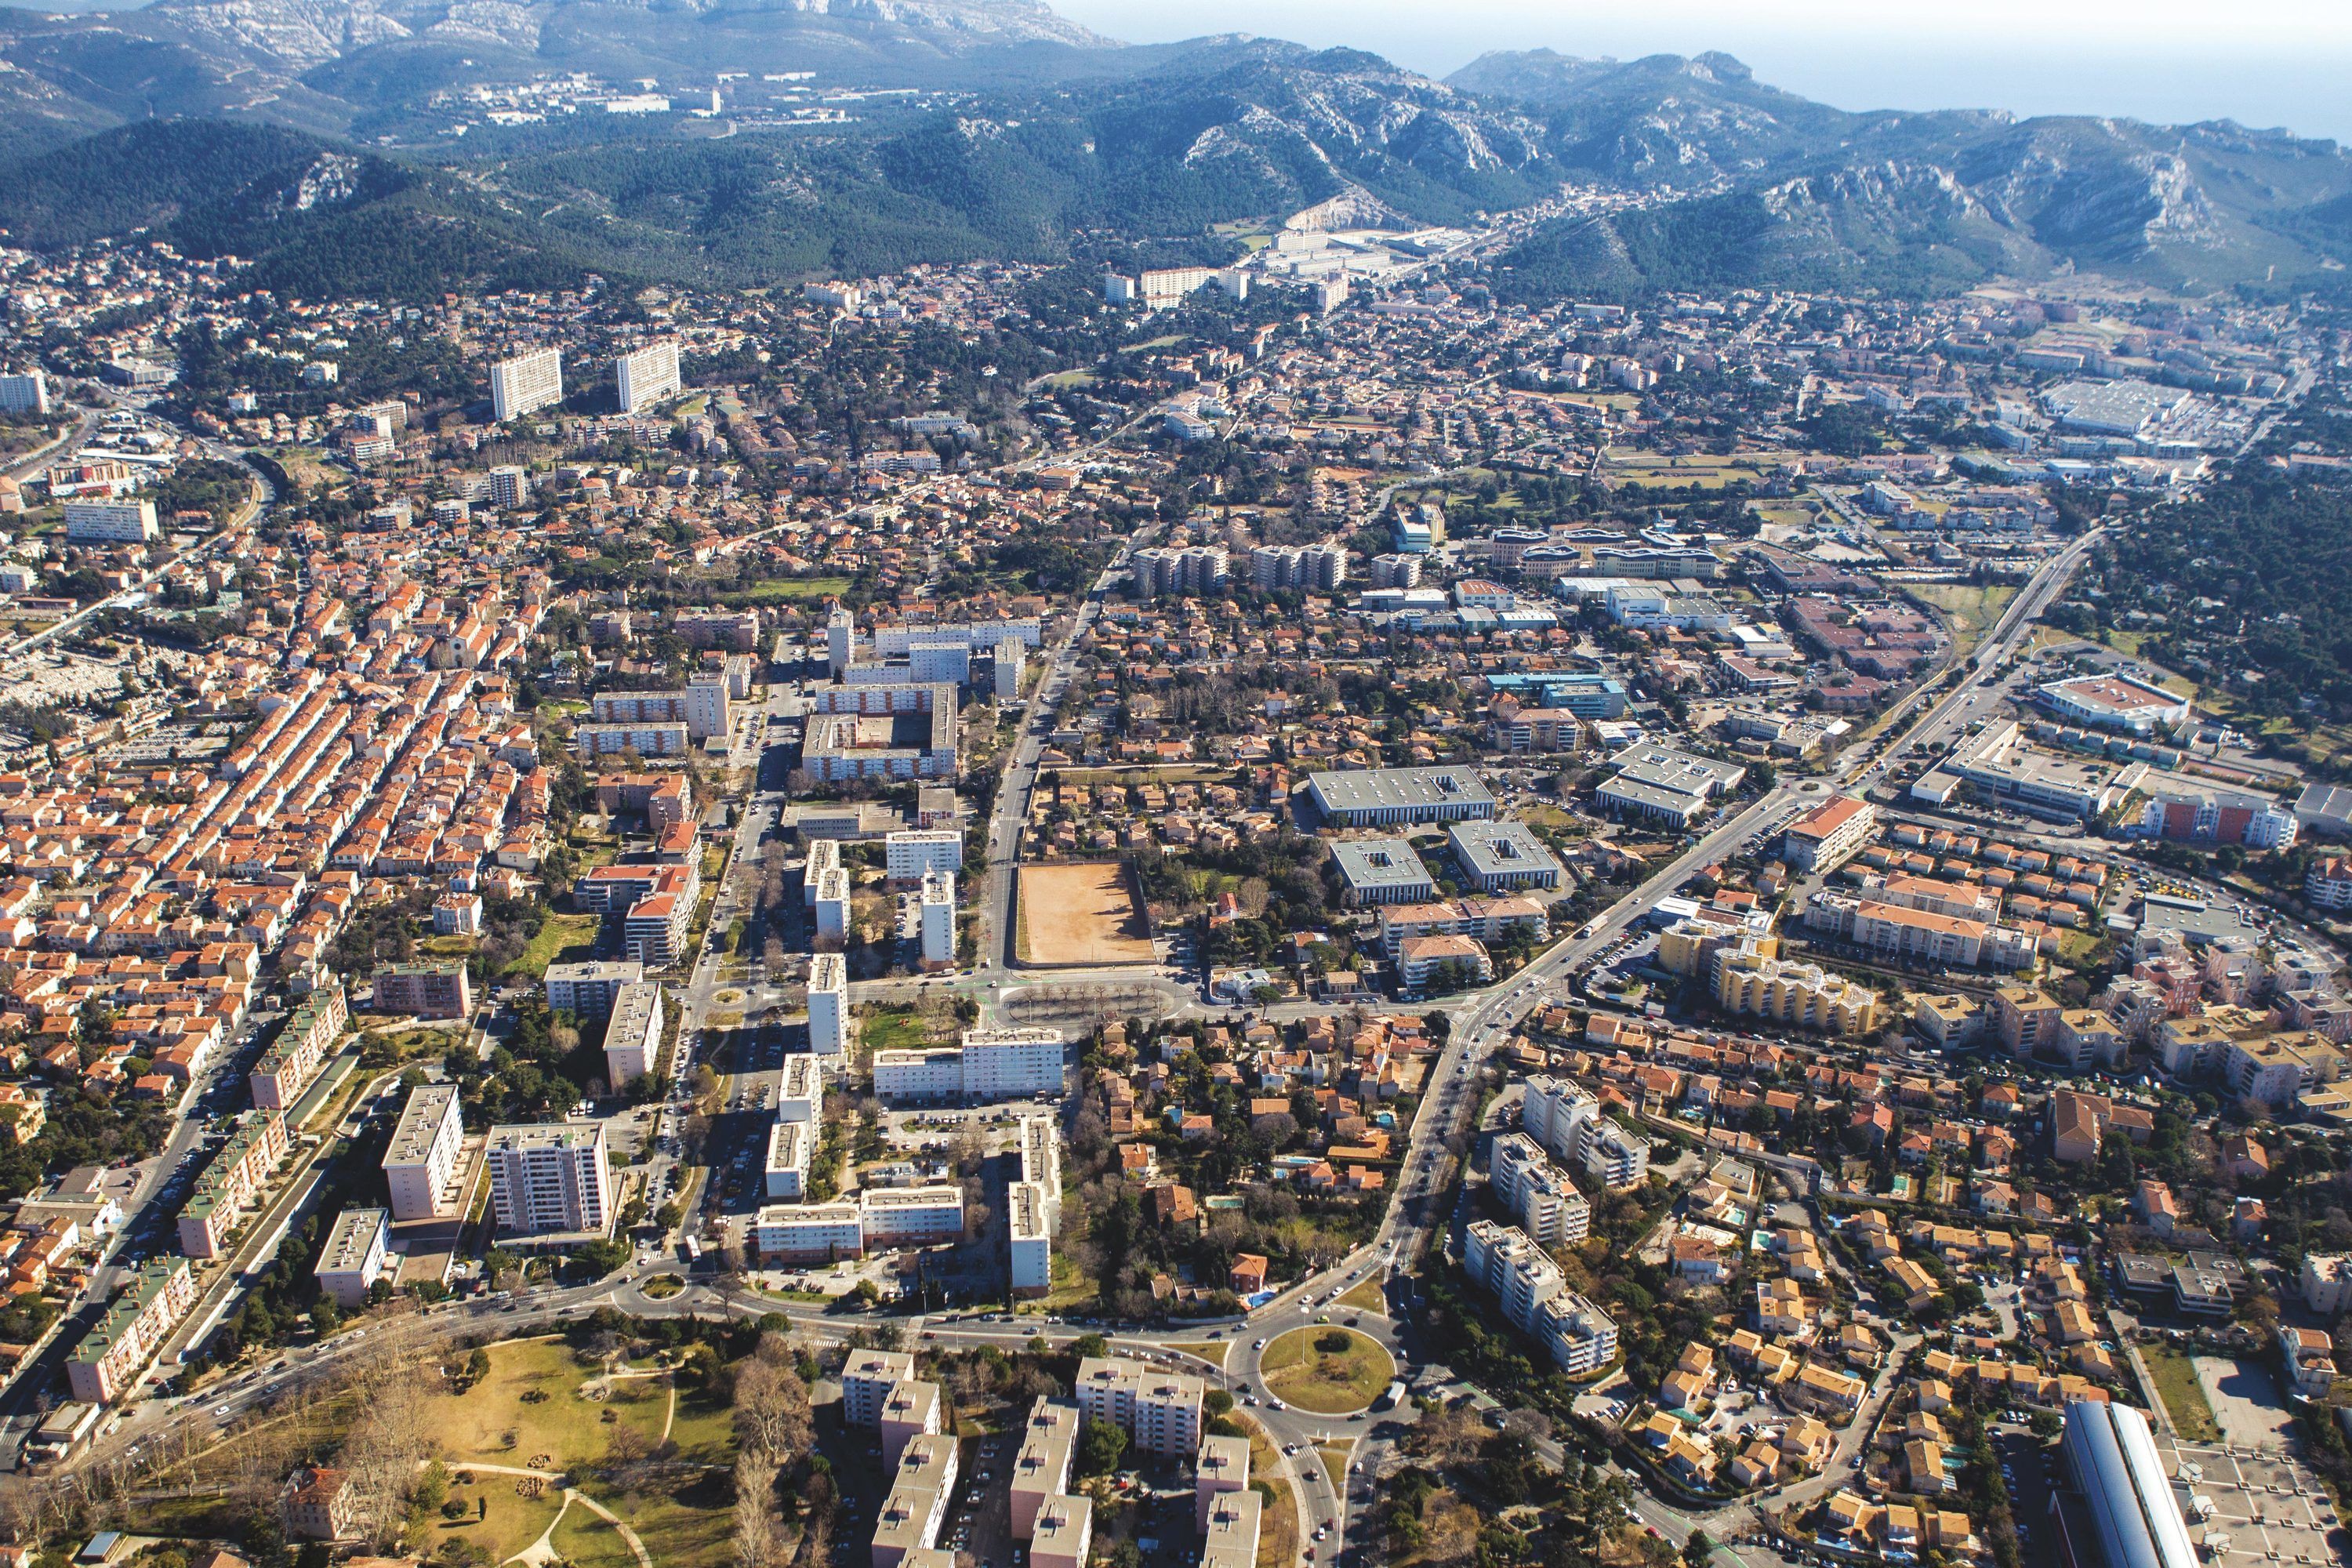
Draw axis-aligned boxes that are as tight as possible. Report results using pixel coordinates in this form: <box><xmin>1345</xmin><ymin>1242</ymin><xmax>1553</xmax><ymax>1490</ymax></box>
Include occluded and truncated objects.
<box><xmin>1018</xmin><ymin>863</ymin><xmax>1156</xmax><ymax>966</ymax></box>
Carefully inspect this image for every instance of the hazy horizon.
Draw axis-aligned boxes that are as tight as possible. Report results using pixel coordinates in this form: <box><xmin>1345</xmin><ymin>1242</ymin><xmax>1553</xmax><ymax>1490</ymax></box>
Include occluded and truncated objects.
<box><xmin>1055</xmin><ymin>0</ymin><xmax>2352</xmax><ymax>143</ymax></box>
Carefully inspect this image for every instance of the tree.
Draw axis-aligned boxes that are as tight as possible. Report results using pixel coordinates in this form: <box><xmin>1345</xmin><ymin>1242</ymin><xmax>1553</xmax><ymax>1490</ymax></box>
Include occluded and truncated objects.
<box><xmin>1076</xmin><ymin>1417</ymin><xmax>1128</xmax><ymax>1478</ymax></box>
<box><xmin>1685</xmin><ymin>1530</ymin><xmax>1716</xmax><ymax>1567</ymax></box>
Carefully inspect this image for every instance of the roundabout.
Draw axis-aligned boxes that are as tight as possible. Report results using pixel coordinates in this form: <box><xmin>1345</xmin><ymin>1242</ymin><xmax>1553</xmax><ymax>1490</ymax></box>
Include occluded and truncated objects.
<box><xmin>1258</xmin><ymin>1326</ymin><xmax>1396</xmax><ymax>1415</ymax></box>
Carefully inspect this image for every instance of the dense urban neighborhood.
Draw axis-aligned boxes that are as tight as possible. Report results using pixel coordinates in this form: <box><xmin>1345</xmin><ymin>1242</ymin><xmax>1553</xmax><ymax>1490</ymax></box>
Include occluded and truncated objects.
<box><xmin>0</xmin><ymin>13</ymin><xmax>2342</xmax><ymax>1568</ymax></box>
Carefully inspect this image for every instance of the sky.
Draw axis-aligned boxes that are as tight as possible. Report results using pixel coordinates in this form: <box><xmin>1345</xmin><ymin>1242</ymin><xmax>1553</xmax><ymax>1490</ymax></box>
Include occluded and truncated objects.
<box><xmin>1051</xmin><ymin>0</ymin><xmax>2352</xmax><ymax>143</ymax></box>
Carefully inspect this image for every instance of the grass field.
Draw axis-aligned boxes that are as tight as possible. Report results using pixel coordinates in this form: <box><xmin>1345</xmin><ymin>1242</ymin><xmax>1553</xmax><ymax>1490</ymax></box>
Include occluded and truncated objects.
<box><xmin>2143</xmin><ymin>1345</ymin><xmax>2222</xmax><ymax>1441</ymax></box>
<box><xmin>1017</xmin><ymin>862</ymin><xmax>1154</xmax><ymax>967</ymax></box>
<box><xmin>508</xmin><ymin>912</ymin><xmax>604</xmax><ymax>980</ymax></box>
<box><xmin>1259</xmin><ymin>1327</ymin><xmax>1395</xmax><ymax>1414</ymax></box>
<box><xmin>1911</xmin><ymin>583</ymin><xmax>2020</xmax><ymax>659</ymax></box>
<box><xmin>426</xmin><ymin>1338</ymin><xmax>672</xmax><ymax>1470</ymax></box>
<box><xmin>724</xmin><ymin>576</ymin><xmax>852</xmax><ymax>603</ymax></box>
<box><xmin>434</xmin><ymin>1479</ymin><xmax>567</xmax><ymax>1563</ymax></box>
<box><xmin>1167</xmin><ymin>1340</ymin><xmax>1232</xmax><ymax>1370</ymax></box>
<box><xmin>860</xmin><ymin>1007</ymin><xmax>933</xmax><ymax>1056</ymax></box>
<box><xmin>1335</xmin><ymin>1278</ymin><xmax>1388</xmax><ymax>1313</ymax></box>
<box><xmin>550</xmin><ymin>1502</ymin><xmax>641</xmax><ymax>1568</ymax></box>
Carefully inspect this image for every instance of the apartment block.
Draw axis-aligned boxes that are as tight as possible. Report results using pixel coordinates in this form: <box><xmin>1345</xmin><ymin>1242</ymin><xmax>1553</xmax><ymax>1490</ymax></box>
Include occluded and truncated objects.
<box><xmin>1009</xmin><ymin>1398</ymin><xmax>1080</xmax><ymax>1537</ymax></box>
<box><xmin>1780</xmin><ymin>794</ymin><xmax>1876</xmax><ymax>871</ymax></box>
<box><xmin>1030</xmin><ymin>1494</ymin><xmax>1092</xmax><ymax>1568</ymax></box>
<box><xmin>809</xmin><ymin>952</ymin><xmax>848</xmax><ymax>1054</ymax></box>
<box><xmin>67</xmin><ymin>1257</ymin><xmax>198</xmax><ymax>1405</ymax></box>
<box><xmin>765</xmin><ymin>1116</ymin><xmax>811</xmax><ymax>1200</ymax></box>
<box><xmin>602</xmin><ymin>979</ymin><xmax>663</xmax><ymax>1088</ymax></box>
<box><xmin>841</xmin><ymin>1349</ymin><xmax>918</xmax><ymax>1428</ymax></box>
<box><xmin>491</xmin><ymin>347</ymin><xmax>564</xmax><ymax>422</ymax></box>
<box><xmin>485</xmin><ymin>1122</ymin><xmax>614</xmax><ymax>1239</ymax></box>
<box><xmin>614</xmin><ymin>340</ymin><xmax>683</xmax><ymax>413</ymax></box>
<box><xmin>886</xmin><ymin>829</ymin><xmax>963</xmax><ymax>881</ymax></box>
<box><xmin>872</xmin><ymin>1431</ymin><xmax>958</xmax><ymax>1568</ymax></box>
<box><xmin>177</xmin><ymin>1110</ymin><xmax>290</xmax><ymax>1258</ymax></box>
<box><xmin>382</xmin><ymin>1082</ymin><xmax>463</xmax><ymax>1221</ymax></box>
<box><xmin>880</xmin><ymin>1379</ymin><xmax>942</xmax><ymax>1468</ymax></box>
<box><xmin>1074</xmin><ymin>1356</ymin><xmax>1203</xmax><ymax>1457</ymax></box>
<box><xmin>314</xmin><ymin>1207</ymin><xmax>391</xmax><ymax>1308</ymax></box>
<box><xmin>372</xmin><ymin>961</ymin><xmax>473</xmax><ymax>1020</ymax></box>
<box><xmin>545</xmin><ymin>960</ymin><xmax>643</xmax><ymax>1018</ymax></box>
<box><xmin>778</xmin><ymin>1053</ymin><xmax>825</xmax><ymax>1123</ymax></box>
<box><xmin>1199</xmin><ymin>1487</ymin><xmax>1261</xmax><ymax>1568</ymax></box>
<box><xmin>249</xmin><ymin>981</ymin><xmax>346</xmax><ymax>1109</ymax></box>
<box><xmin>1195</xmin><ymin>1432</ymin><xmax>1250</xmax><ymax>1533</ymax></box>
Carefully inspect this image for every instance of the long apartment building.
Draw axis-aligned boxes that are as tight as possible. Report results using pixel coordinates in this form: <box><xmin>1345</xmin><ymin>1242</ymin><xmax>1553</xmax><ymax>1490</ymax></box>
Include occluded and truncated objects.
<box><xmin>177</xmin><ymin>1110</ymin><xmax>290</xmax><ymax>1258</ymax></box>
<box><xmin>1010</xmin><ymin>1112</ymin><xmax>1061</xmax><ymax>1295</ymax></box>
<box><xmin>872</xmin><ymin>1431</ymin><xmax>958</xmax><ymax>1568</ymax></box>
<box><xmin>314</xmin><ymin>1207</ymin><xmax>391</xmax><ymax>1308</ymax></box>
<box><xmin>485</xmin><ymin>1123</ymin><xmax>614</xmax><ymax>1240</ymax></box>
<box><xmin>764</xmin><ymin>1116</ymin><xmax>811</xmax><ymax>1200</ymax></box>
<box><xmin>1199</xmin><ymin>1488</ymin><xmax>1261</xmax><ymax>1568</ymax></box>
<box><xmin>382</xmin><ymin>1083</ymin><xmax>463</xmax><ymax>1220</ymax></box>
<box><xmin>591</xmin><ymin>679</ymin><xmax>732</xmax><ymax>741</ymax></box>
<box><xmin>752</xmin><ymin>1184</ymin><xmax>965</xmax><ymax>1261</ymax></box>
<box><xmin>841</xmin><ymin>1349</ymin><xmax>917</xmax><ymax>1428</ymax></box>
<box><xmin>1462</xmin><ymin>1218</ymin><xmax>1620</xmax><ymax>1375</ymax></box>
<box><xmin>873</xmin><ymin>1028</ymin><xmax>1065</xmax><ymax>1104</ymax></box>
<box><xmin>67</xmin><ymin>1257</ymin><xmax>198</xmax><ymax>1405</ymax></box>
<box><xmin>490</xmin><ymin>347</ymin><xmax>564</xmax><ymax>422</ymax></box>
<box><xmin>1709</xmin><ymin>945</ymin><xmax>1884</xmax><ymax>1036</ymax></box>
<box><xmin>1488</xmin><ymin>1131</ymin><xmax>1591</xmax><ymax>1248</ymax></box>
<box><xmin>1520</xmin><ymin>1075</ymin><xmax>1649</xmax><ymax>1189</ymax></box>
<box><xmin>249</xmin><ymin>981</ymin><xmax>346</xmax><ymax>1109</ymax></box>
<box><xmin>1010</xmin><ymin>1398</ymin><xmax>1080</xmax><ymax>1537</ymax></box>
<box><xmin>544</xmin><ymin>960</ymin><xmax>643</xmax><ymax>1018</ymax></box>
<box><xmin>1074</xmin><ymin>1356</ymin><xmax>1203</xmax><ymax>1457</ymax></box>
<box><xmin>603</xmin><ymin>979</ymin><xmax>664</xmax><ymax>1087</ymax></box>
<box><xmin>1803</xmin><ymin>890</ymin><xmax>2038</xmax><ymax>971</ymax></box>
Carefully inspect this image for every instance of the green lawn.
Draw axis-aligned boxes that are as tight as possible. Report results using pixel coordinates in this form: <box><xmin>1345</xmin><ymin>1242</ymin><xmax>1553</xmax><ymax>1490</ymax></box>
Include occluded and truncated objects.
<box><xmin>425</xmin><ymin>1338</ymin><xmax>671</xmax><ymax>1471</ymax></box>
<box><xmin>434</xmin><ymin>1479</ymin><xmax>566</xmax><ymax>1564</ymax></box>
<box><xmin>1335</xmin><ymin>1277</ymin><xmax>1388</xmax><ymax>1313</ymax></box>
<box><xmin>550</xmin><ymin>1500</ymin><xmax>641</xmax><ymax>1568</ymax></box>
<box><xmin>859</xmin><ymin>1008</ymin><xmax>931</xmax><ymax>1054</ymax></box>
<box><xmin>1911</xmin><ymin>583</ymin><xmax>2020</xmax><ymax>659</ymax></box>
<box><xmin>509</xmin><ymin>912</ymin><xmax>604</xmax><ymax>980</ymax></box>
<box><xmin>722</xmin><ymin>576</ymin><xmax>851</xmax><ymax>603</ymax></box>
<box><xmin>2142</xmin><ymin>1346</ymin><xmax>2221</xmax><ymax>1442</ymax></box>
<box><xmin>1259</xmin><ymin>1327</ymin><xmax>1395</xmax><ymax>1414</ymax></box>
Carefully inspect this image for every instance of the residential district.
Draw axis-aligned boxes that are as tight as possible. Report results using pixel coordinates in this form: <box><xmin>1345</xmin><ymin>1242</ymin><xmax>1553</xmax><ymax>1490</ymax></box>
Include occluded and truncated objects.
<box><xmin>0</xmin><ymin>201</ymin><xmax>2333</xmax><ymax>1568</ymax></box>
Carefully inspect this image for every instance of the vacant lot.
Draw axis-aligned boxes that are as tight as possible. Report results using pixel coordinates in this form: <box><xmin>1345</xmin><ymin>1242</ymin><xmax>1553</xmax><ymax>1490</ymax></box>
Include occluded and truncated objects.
<box><xmin>1018</xmin><ymin>862</ymin><xmax>1154</xmax><ymax>967</ymax></box>
<box><xmin>2143</xmin><ymin>1344</ymin><xmax>2221</xmax><ymax>1442</ymax></box>
<box><xmin>1260</xmin><ymin>1327</ymin><xmax>1395</xmax><ymax>1414</ymax></box>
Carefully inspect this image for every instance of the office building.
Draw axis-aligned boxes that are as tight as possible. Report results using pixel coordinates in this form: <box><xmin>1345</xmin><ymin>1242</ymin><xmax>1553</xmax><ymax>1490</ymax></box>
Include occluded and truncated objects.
<box><xmin>1447</xmin><ymin>821</ymin><xmax>1565</xmax><ymax>892</ymax></box>
<box><xmin>1074</xmin><ymin>1356</ymin><xmax>1203</xmax><ymax>1457</ymax></box>
<box><xmin>314</xmin><ymin>1207</ymin><xmax>391</xmax><ymax>1308</ymax></box>
<box><xmin>490</xmin><ymin>347</ymin><xmax>564</xmax><ymax>422</ymax></box>
<box><xmin>842</xmin><ymin>1350</ymin><xmax>917</xmax><ymax>1427</ymax></box>
<box><xmin>1597</xmin><ymin>745</ymin><xmax>1748</xmax><ymax>829</ymax></box>
<box><xmin>382</xmin><ymin>1083</ymin><xmax>463</xmax><ymax>1220</ymax></box>
<box><xmin>1330</xmin><ymin>840</ymin><xmax>1436</xmax><ymax>906</ymax></box>
<box><xmin>808</xmin><ymin>951</ymin><xmax>848</xmax><ymax>1054</ymax></box>
<box><xmin>63</xmin><ymin>499</ymin><xmax>158</xmax><ymax>544</ymax></box>
<box><xmin>615</xmin><ymin>340</ymin><xmax>683</xmax><ymax>413</ymax></box>
<box><xmin>545</xmin><ymin>960</ymin><xmax>644</xmax><ymax>1018</ymax></box>
<box><xmin>485</xmin><ymin>1122</ymin><xmax>614</xmax><ymax>1239</ymax></box>
<box><xmin>1010</xmin><ymin>1399</ymin><xmax>1080</xmax><ymax>1537</ymax></box>
<box><xmin>602</xmin><ymin>979</ymin><xmax>663</xmax><ymax>1088</ymax></box>
<box><xmin>1305</xmin><ymin>767</ymin><xmax>1497</xmax><ymax>826</ymax></box>
<box><xmin>764</xmin><ymin>1116</ymin><xmax>811</xmax><ymax>1200</ymax></box>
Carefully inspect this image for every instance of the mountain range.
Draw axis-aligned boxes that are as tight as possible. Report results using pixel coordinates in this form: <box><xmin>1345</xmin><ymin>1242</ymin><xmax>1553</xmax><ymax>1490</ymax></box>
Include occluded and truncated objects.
<box><xmin>0</xmin><ymin>0</ymin><xmax>2347</xmax><ymax>303</ymax></box>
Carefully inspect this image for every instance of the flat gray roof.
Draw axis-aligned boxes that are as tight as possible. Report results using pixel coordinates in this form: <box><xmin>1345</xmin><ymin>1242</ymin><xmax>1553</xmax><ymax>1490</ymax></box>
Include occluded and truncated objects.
<box><xmin>1446</xmin><ymin>821</ymin><xmax>1565</xmax><ymax>880</ymax></box>
<box><xmin>1307</xmin><ymin>767</ymin><xmax>1495</xmax><ymax>813</ymax></box>
<box><xmin>1329</xmin><ymin>838</ymin><xmax>1434</xmax><ymax>890</ymax></box>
